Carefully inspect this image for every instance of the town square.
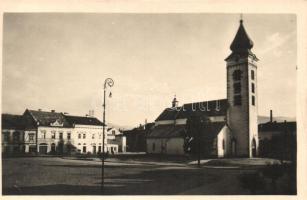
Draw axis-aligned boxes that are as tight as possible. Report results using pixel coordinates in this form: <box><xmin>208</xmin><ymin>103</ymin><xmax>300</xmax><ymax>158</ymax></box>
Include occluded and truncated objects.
<box><xmin>1</xmin><ymin>12</ymin><xmax>298</xmax><ymax>195</ymax></box>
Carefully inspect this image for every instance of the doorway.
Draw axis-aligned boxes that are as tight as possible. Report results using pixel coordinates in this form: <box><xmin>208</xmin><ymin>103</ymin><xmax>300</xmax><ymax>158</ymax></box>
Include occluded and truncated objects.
<box><xmin>231</xmin><ymin>139</ymin><xmax>236</xmax><ymax>157</ymax></box>
<box><xmin>252</xmin><ymin>138</ymin><xmax>257</xmax><ymax>157</ymax></box>
<box><xmin>39</xmin><ymin>143</ymin><xmax>48</xmax><ymax>154</ymax></box>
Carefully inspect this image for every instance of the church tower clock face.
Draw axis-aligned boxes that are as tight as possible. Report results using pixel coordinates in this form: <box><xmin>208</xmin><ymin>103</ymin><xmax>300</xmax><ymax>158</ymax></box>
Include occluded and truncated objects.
<box><xmin>225</xmin><ymin>19</ymin><xmax>259</xmax><ymax>158</ymax></box>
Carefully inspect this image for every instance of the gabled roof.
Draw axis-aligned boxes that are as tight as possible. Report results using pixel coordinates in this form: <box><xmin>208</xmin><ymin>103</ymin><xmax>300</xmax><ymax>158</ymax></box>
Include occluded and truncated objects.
<box><xmin>147</xmin><ymin>122</ymin><xmax>226</xmax><ymax>139</ymax></box>
<box><xmin>1</xmin><ymin>114</ymin><xmax>25</xmax><ymax>130</ymax></box>
<box><xmin>202</xmin><ymin>122</ymin><xmax>226</xmax><ymax>139</ymax></box>
<box><xmin>64</xmin><ymin>115</ymin><xmax>104</xmax><ymax>126</ymax></box>
<box><xmin>155</xmin><ymin>99</ymin><xmax>228</xmax><ymax>121</ymax></box>
<box><xmin>25</xmin><ymin>109</ymin><xmax>71</xmax><ymax>127</ymax></box>
<box><xmin>258</xmin><ymin>121</ymin><xmax>296</xmax><ymax>133</ymax></box>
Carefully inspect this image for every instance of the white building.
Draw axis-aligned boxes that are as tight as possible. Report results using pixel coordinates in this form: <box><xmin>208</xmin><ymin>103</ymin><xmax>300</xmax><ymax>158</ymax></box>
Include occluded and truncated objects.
<box><xmin>147</xmin><ymin>19</ymin><xmax>259</xmax><ymax>158</ymax></box>
<box><xmin>21</xmin><ymin>109</ymin><xmax>106</xmax><ymax>154</ymax></box>
<box><xmin>106</xmin><ymin>127</ymin><xmax>126</xmax><ymax>153</ymax></box>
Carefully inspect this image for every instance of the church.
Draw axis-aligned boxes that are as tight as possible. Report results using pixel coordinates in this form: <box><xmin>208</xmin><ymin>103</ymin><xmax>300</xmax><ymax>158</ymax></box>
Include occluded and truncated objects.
<box><xmin>147</xmin><ymin>19</ymin><xmax>259</xmax><ymax>158</ymax></box>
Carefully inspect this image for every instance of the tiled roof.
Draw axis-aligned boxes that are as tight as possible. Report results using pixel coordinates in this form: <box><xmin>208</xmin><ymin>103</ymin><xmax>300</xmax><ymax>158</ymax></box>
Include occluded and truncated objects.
<box><xmin>64</xmin><ymin>115</ymin><xmax>104</xmax><ymax>126</ymax></box>
<box><xmin>155</xmin><ymin>99</ymin><xmax>228</xmax><ymax>121</ymax></box>
<box><xmin>147</xmin><ymin>122</ymin><xmax>226</xmax><ymax>139</ymax></box>
<box><xmin>1</xmin><ymin>114</ymin><xmax>25</xmax><ymax>130</ymax></box>
<box><xmin>155</xmin><ymin>108</ymin><xmax>179</xmax><ymax>121</ymax></box>
<box><xmin>201</xmin><ymin>122</ymin><xmax>226</xmax><ymax>139</ymax></box>
<box><xmin>258</xmin><ymin>121</ymin><xmax>296</xmax><ymax>133</ymax></box>
<box><xmin>147</xmin><ymin>124</ymin><xmax>186</xmax><ymax>138</ymax></box>
<box><xmin>26</xmin><ymin>109</ymin><xmax>71</xmax><ymax>127</ymax></box>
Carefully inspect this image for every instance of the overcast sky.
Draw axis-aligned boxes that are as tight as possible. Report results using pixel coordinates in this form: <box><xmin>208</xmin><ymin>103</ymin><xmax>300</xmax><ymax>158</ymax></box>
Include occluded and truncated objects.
<box><xmin>2</xmin><ymin>13</ymin><xmax>296</xmax><ymax>127</ymax></box>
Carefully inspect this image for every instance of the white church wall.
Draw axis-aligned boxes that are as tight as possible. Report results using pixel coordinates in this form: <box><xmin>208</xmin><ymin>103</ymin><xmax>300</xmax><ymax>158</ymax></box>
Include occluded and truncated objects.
<box><xmin>227</xmin><ymin>61</ymin><xmax>250</xmax><ymax>157</ymax></box>
<box><xmin>166</xmin><ymin>138</ymin><xmax>185</xmax><ymax>155</ymax></box>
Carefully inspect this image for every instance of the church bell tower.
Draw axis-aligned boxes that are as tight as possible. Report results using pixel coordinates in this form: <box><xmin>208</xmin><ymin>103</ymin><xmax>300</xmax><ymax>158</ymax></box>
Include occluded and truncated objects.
<box><xmin>226</xmin><ymin>19</ymin><xmax>259</xmax><ymax>157</ymax></box>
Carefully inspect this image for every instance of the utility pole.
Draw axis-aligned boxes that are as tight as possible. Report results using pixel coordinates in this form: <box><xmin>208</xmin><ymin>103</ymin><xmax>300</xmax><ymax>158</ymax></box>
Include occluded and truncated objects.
<box><xmin>101</xmin><ymin>78</ymin><xmax>114</xmax><ymax>192</ymax></box>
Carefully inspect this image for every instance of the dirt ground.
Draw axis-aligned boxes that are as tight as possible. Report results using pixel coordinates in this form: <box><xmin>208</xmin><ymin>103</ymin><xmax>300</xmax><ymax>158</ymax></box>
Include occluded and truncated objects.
<box><xmin>1</xmin><ymin>156</ymin><xmax>296</xmax><ymax>195</ymax></box>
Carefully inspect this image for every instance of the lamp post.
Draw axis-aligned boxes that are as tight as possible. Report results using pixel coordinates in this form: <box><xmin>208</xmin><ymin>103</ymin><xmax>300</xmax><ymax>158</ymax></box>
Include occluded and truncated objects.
<box><xmin>102</xmin><ymin>78</ymin><xmax>114</xmax><ymax>192</ymax></box>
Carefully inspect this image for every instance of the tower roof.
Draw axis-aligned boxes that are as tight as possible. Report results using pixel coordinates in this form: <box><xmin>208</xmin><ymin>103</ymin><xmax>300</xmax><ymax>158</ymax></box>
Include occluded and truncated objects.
<box><xmin>230</xmin><ymin>20</ymin><xmax>254</xmax><ymax>52</ymax></box>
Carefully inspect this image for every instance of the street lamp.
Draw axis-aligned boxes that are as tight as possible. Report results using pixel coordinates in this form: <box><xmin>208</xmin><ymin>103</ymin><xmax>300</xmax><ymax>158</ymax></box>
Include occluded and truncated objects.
<box><xmin>102</xmin><ymin>78</ymin><xmax>114</xmax><ymax>192</ymax></box>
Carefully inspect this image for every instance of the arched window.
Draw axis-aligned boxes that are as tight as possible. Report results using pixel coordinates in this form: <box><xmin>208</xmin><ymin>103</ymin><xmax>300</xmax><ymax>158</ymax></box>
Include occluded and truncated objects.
<box><xmin>232</xmin><ymin>70</ymin><xmax>242</xmax><ymax>81</ymax></box>
<box><xmin>252</xmin><ymin>138</ymin><xmax>257</xmax><ymax>157</ymax></box>
<box><xmin>152</xmin><ymin>143</ymin><xmax>155</xmax><ymax>151</ymax></box>
<box><xmin>222</xmin><ymin>139</ymin><xmax>225</xmax><ymax>150</ymax></box>
<box><xmin>231</xmin><ymin>138</ymin><xmax>236</xmax><ymax>156</ymax></box>
<box><xmin>251</xmin><ymin>70</ymin><xmax>255</xmax><ymax>80</ymax></box>
<box><xmin>234</xmin><ymin>95</ymin><xmax>242</xmax><ymax>106</ymax></box>
<box><xmin>233</xmin><ymin>82</ymin><xmax>241</xmax><ymax>94</ymax></box>
<box><xmin>251</xmin><ymin>83</ymin><xmax>255</xmax><ymax>93</ymax></box>
<box><xmin>51</xmin><ymin>143</ymin><xmax>56</xmax><ymax>152</ymax></box>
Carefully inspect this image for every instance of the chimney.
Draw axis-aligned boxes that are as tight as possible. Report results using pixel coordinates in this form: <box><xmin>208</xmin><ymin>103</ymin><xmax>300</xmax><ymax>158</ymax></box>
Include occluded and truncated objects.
<box><xmin>38</xmin><ymin>109</ymin><xmax>42</xmax><ymax>111</ymax></box>
<box><xmin>270</xmin><ymin>110</ymin><xmax>273</xmax><ymax>123</ymax></box>
<box><xmin>51</xmin><ymin>110</ymin><xmax>55</xmax><ymax>113</ymax></box>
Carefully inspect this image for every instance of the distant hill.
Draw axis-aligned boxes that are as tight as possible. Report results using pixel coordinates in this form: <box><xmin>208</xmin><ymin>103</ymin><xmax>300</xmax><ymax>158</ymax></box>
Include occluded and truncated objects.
<box><xmin>258</xmin><ymin>116</ymin><xmax>296</xmax><ymax>124</ymax></box>
<box><xmin>107</xmin><ymin>123</ymin><xmax>134</xmax><ymax>131</ymax></box>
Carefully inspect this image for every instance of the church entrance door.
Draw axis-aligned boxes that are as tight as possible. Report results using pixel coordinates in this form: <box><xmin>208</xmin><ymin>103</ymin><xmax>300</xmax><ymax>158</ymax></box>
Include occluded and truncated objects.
<box><xmin>252</xmin><ymin>138</ymin><xmax>257</xmax><ymax>157</ymax></box>
<box><xmin>231</xmin><ymin>139</ymin><xmax>236</xmax><ymax>157</ymax></box>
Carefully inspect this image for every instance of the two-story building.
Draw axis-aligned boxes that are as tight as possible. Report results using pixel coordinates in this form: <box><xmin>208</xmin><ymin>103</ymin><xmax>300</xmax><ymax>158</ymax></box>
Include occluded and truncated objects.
<box><xmin>1</xmin><ymin>114</ymin><xmax>25</xmax><ymax>154</ymax></box>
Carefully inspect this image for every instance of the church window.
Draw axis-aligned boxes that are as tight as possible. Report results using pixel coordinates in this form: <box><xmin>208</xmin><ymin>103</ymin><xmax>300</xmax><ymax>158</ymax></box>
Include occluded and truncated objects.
<box><xmin>251</xmin><ymin>70</ymin><xmax>255</xmax><ymax>80</ymax></box>
<box><xmin>252</xmin><ymin>96</ymin><xmax>255</xmax><ymax>106</ymax></box>
<box><xmin>222</xmin><ymin>139</ymin><xmax>225</xmax><ymax>150</ymax></box>
<box><xmin>232</xmin><ymin>70</ymin><xmax>242</xmax><ymax>81</ymax></box>
<box><xmin>251</xmin><ymin>83</ymin><xmax>255</xmax><ymax>93</ymax></box>
<box><xmin>152</xmin><ymin>143</ymin><xmax>155</xmax><ymax>151</ymax></box>
<box><xmin>233</xmin><ymin>82</ymin><xmax>241</xmax><ymax>94</ymax></box>
<box><xmin>234</xmin><ymin>95</ymin><xmax>242</xmax><ymax>106</ymax></box>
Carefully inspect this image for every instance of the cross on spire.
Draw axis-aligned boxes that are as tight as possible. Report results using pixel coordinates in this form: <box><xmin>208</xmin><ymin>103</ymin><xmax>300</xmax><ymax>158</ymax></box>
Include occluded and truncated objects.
<box><xmin>240</xmin><ymin>13</ymin><xmax>243</xmax><ymax>24</ymax></box>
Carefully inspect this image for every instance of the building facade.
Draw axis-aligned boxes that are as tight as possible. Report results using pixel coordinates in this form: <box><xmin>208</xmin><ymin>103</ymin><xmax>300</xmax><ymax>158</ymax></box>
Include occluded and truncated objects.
<box><xmin>1</xmin><ymin>109</ymin><xmax>123</xmax><ymax>155</ymax></box>
<box><xmin>1</xmin><ymin>114</ymin><xmax>25</xmax><ymax>154</ymax></box>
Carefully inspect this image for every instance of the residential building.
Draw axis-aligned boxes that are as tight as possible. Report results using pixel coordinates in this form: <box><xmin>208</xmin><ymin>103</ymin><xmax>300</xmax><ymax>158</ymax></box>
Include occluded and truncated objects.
<box><xmin>1</xmin><ymin>109</ymin><xmax>108</xmax><ymax>155</ymax></box>
<box><xmin>1</xmin><ymin>114</ymin><xmax>25</xmax><ymax>154</ymax></box>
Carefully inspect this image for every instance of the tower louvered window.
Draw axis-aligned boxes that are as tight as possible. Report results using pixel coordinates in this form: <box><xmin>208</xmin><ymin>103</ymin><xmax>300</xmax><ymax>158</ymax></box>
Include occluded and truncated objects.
<box><xmin>232</xmin><ymin>69</ymin><xmax>242</xmax><ymax>106</ymax></box>
<box><xmin>234</xmin><ymin>82</ymin><xmax>241</xmax><ymax>94</ymax></box>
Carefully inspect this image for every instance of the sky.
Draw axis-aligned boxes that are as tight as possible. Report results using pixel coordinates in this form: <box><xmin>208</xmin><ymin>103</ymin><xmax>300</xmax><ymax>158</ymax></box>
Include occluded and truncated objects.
<box><xmin>2</xmin><ymin>13</ymin><xmax>297</xmax><ymax>127</ymax></box>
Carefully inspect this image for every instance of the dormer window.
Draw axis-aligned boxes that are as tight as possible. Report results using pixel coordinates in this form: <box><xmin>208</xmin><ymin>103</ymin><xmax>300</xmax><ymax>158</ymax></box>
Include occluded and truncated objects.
<box><xmin>215</xmin><ymin>100</ymin><xmax>221</xmax><ymax>111</ymax></box>
<box><xmin>206</xmin><ymin>101</ymin><xmax>210</xmax><ymax>111</ymax></box>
